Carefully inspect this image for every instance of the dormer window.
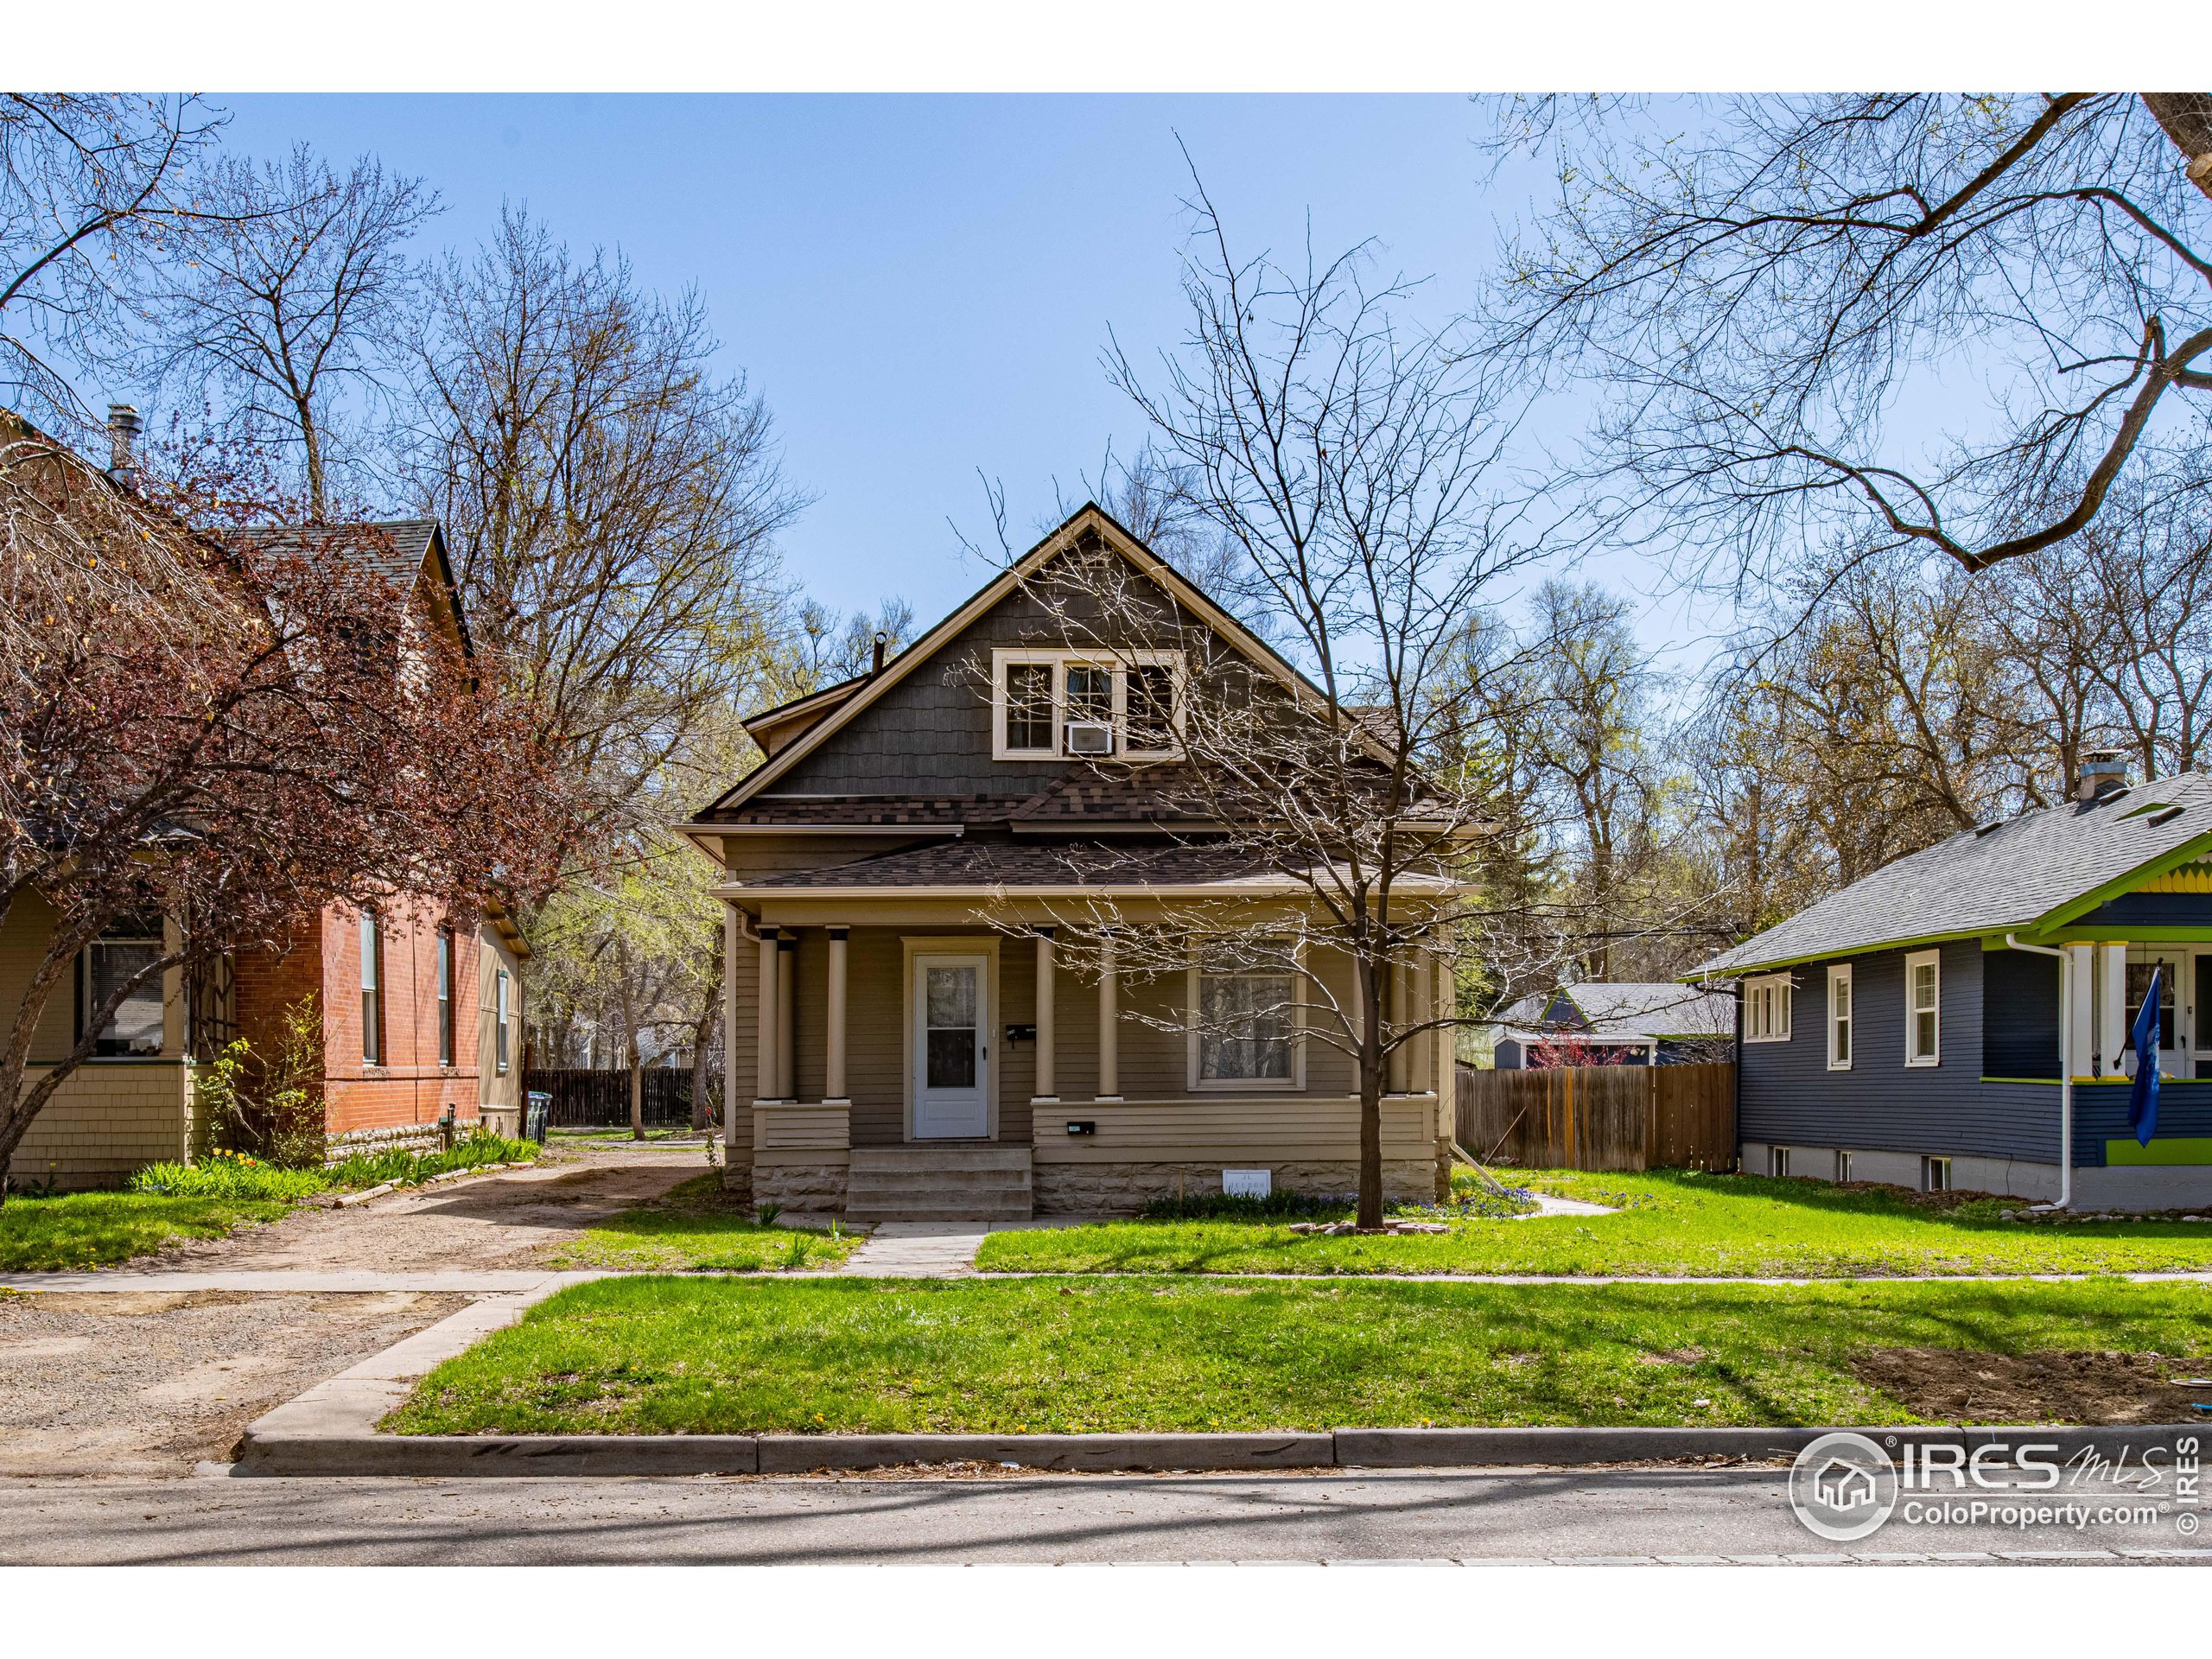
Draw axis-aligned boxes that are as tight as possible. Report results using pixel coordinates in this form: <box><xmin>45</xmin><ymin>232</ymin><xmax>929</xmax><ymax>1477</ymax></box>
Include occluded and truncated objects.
<box><xmin>992</xmin><ymin>649</ymin><xmax>1184</xmax><ymax>761</ymax></box>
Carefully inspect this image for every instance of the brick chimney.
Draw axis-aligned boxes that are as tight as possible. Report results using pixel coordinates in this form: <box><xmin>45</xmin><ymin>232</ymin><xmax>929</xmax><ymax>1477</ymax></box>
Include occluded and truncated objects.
<box><xmin>105</xmin><ymin>404</ymin><xmax>143</xmax><ymax>492</ymax></box>
<box><xmin>2076</xmin><ymin>749</ymin><xmax>2128</xmax><ymax>802</ymax></box>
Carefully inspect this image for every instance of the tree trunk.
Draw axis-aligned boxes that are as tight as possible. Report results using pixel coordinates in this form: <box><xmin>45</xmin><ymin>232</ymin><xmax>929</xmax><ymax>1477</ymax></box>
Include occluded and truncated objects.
<box><xmin>690</xmin><ymin>957</ymin><xmax>721</xmax><ymax>1135</ymax></box>
<box><xmin>1357</xmin><ymin>952</ymin><xmax>1384</xmax><ymax>1229</ymax></box>
<box><xmin>629</xmin><ymin>1043</ymin><xmax>644</xmax><ymax>1141</ymax></box>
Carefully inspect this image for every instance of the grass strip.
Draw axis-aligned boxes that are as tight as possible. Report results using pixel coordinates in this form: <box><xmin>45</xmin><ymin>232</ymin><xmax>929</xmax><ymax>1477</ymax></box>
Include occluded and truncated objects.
<box><xmin>389</xmin><ymin>1274</ymin><xmax>2212</xmax><ymax>1435</ymax></box>
<box><xmin>546</xmin><ymin>1173</ymin><xmax>861</xmax><ymax>1273</ymax></box>
<box><xmin>0</xmin><ymin>1191</ymin><xmax>294</xmax><ymax>1271</ymax></box>
<box><xmin>974</xmin><ymin>1168</ymin><xmax>2212</xmax><ymax>1277</ymax></box>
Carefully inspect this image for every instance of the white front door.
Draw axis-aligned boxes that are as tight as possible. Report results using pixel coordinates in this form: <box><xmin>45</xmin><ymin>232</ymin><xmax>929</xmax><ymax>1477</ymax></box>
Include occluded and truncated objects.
<box><xmin>913</xmin><ymin>954</ymin><xmax>990</xmax><ymax>1138</ymax></box>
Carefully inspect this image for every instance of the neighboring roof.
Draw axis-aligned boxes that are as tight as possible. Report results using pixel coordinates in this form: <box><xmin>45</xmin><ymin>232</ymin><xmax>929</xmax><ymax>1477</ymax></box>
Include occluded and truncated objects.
<box><xmin>1690</xmin><ymin>771</ymin><xmax>2212</xmax><ymax>977</ymax></box>
<box><xmin>1491</xmin><ymin>982</ymin><xmax>1735</xmax><ymax>1043</ymax></box>
<box><xmin>696</xmin><ymin>793</ymin><xmax>996</xmax><ymax>827</ymax></box>
<box><xmin>233</xmin><ymin>518</ymin><xmax>472</xmax><ymax>658</ymax></box>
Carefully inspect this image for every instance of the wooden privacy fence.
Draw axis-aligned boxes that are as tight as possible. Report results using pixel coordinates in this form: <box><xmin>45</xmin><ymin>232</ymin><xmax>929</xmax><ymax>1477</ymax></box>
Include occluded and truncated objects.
<box><xmin>1454</xmin><ymin>1061</ymin><xmax>1735</xmax><ymax>1172</ymax></box>
<box><xmin>524</xmin><ymin>1068</ymin><xmax>721</xmax><ymax>1130</ymax></box>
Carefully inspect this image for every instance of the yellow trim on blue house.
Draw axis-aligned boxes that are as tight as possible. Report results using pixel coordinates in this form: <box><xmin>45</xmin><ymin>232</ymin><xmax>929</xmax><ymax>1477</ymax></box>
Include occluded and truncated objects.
<box><xmin>2106</xmin><ymin>1137</ymin><xmax>2212</xmax><ymax>1166</ymax></box>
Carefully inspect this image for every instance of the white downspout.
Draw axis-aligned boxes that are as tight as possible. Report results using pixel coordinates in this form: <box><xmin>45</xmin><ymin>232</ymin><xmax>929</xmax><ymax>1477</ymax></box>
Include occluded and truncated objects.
<box><xmin>2005</xmin><ymin>935</ymin><xmax>2073</xmax><ymax>1211</ymax></box>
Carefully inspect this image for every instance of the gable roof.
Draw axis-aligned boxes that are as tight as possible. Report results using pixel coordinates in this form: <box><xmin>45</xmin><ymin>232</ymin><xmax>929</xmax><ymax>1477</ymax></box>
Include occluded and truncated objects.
<box><xmin>694</xmin><ymin>502</ymin><xmax>1376</xmax><ymax>830</ymax></box>
<box><xmin>1492</xmin><ymin>982</ymin><xmax>1735</xmax><ymax>1042</ymax></box>
<box><xmin>233</xmin><ymin>518</ymin><xmax>473</xmax><ymax>658</ymax></box>
<box><xmin>1689</xmin><ymin>771</ymin><xmax>2212</xmax><ymax>978</ymax></box>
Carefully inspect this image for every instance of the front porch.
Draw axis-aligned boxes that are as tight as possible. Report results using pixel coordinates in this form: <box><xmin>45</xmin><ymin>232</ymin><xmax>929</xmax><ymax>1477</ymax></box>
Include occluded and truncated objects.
<box><xmin>721</xmin><ymin>910</ymin><xmax>1453</xmax><ymax>1218</ymax></box>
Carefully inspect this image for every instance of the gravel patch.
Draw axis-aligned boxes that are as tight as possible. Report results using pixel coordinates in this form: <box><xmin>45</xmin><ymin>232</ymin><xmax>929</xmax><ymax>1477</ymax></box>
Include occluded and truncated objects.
<box><xmin>0</xmin><ymin>1289</ymin><xmax>468</xmax><ymax>1475</ymax></box>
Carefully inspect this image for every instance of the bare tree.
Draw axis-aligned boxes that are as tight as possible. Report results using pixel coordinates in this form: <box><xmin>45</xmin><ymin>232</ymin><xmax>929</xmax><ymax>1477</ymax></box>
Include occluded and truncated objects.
<box><xmin>400</xmin><ymin>208</ymin><xmax>804</xmax><ymax>836</ymax></box>
<box><xmin>1487</xmin><ymin>94</ymin><xmax>2212</xmax><ymax>585</ymax></box>
<box><xmin>0</xmin><ymin>95</ymin><xmax>227</xmax><ymax>432</ymax></box>
<box><xmin>140</xmin><ymin>144</ymin><xmax>438</xmax><ymax>518</ymax></box>
<box><xmin>1000</xmin><ymin>194</ymin><xmax>1542</xmax><ymax>1227</ymax></box>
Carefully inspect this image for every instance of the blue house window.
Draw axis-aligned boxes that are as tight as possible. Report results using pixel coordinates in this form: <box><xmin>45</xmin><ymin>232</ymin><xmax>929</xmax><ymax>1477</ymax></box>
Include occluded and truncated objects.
<box><xmin>1745</xmin><ymin>975</ymin><xmax>1790</xmax><ymax>1042</ymax></box>
<box><xmin>1827</xmin><ymin>966</ymin><xmax>1852</xmax><ymax>1070</ymax></box>
<box><xmin>1905</xmin><ymin>950</ymin><xmax>1940</xmax><ymax>1066</ymax></box>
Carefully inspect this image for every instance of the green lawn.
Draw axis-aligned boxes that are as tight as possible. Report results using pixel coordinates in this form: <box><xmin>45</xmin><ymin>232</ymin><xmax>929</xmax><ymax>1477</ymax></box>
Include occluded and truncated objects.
<box><xmin>387</xmin><ymin>1275</ymin><xmax>2212</xmax><ymax>1435</ymax></box>
<box><xmin>546</xmin><ymin>1173</ymin><xmax>861</xmax><ymax>1273</ymax></box>
<box><xmin>0</xmin><ymin>1191</ymin><xmax>293</xmax><ymax>1271</ymax></box>
<box><xmin>973</xmin><ymin>1168</ymin><xmax>2212</xmax><ymax>1277</ymax></box>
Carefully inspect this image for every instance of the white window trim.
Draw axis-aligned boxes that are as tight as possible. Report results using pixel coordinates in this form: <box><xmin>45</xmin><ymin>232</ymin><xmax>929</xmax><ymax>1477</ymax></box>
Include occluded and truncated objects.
<box><xmin>1743</xmin><ymin>973</ymin><xmax>1792</xmax><ymax>1043</ymax></box>
<box><xmin>1185</xmin><ymin>941</ymin><xmax>1306</xmax><ymax>1092</ymax></box>
<box><xmin>989</xmin><ymin>647</ymin><xmax>1185</xmax><ymax>762</ymax></box>
<box><xmin>1827</xmin><ymin>963</ymin><xmax>1853</xmax><ymax>1071</ymax></box>
<box><xmin>1904</xmin><ymin>948</ymin><xmax>1941</xmax><ymax>1067</ymax></box>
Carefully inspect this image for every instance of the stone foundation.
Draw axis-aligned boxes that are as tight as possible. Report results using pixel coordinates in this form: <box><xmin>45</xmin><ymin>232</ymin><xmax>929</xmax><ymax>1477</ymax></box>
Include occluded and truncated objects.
<box><xmin>323</xmin><ymin>1121</ymin><xmax>448</xmax><ymax>1159</ymax></box>
<box><xmin>753</xmin><ymin>1159</ymin><xmax>848</xmax><ymax>1215</ymax></box>
<box><xmin>1034</xmin><ymin>1159</ymin><xmax>1440</xmax><ymax>1216</ymax></box>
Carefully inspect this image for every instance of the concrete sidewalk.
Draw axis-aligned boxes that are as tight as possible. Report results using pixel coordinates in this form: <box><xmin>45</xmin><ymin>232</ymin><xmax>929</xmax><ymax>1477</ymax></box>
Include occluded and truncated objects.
<box><xmin>0</xmin><ymin>1270</ymin><xmax>605</xmax><ymax>1294</ymax></box>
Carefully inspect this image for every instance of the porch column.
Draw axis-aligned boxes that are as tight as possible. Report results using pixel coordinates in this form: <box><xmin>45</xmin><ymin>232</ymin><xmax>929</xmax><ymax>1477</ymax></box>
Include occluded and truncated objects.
<box><xmin>1387</xmin><ymin>955</ymin><xmax>1410</xmax><ymax>1094</ymax></box>
<box><xmin>754</xmin><ymin>925</ymin><xmax>779</xmax><ymax>1102</ymax></box>
<box><xmin>1411</xmin><ymin>950</ymin><xmax>1433</xmax><ymax>1095</ymax></box>
<box><xmin>722</xmin><ymin>902</ymin><xmax>742</xmax><ymax>1146</ymax></box>
<box><xmin>2067</xmin><ymin>945</ymin><xmax>2095</xmax><ymax>1077</ymax></box>
<box><xmin>2100</xmin><ymin>943</ymin><xmax>2129</xmax><ymax>1077</ymax></box>
<box><xmin>1033</xmin><ymin>927</ymin><xmax>1058</xmax><ymax>1102</ymax></box>
<box><xmin>777</xmin><ymin>931</ymin><xmax>798</xmax><ymax>1101</ymax></box>
<box><xmin>1096</xmin><ymin>929</ymin><xmax>1121</xmax><ymax>1101</ymax></box>
<box><xmin>824</xmin><ymin>926</ymin><xmax>849</xmax><ymax>1103</ymax></box>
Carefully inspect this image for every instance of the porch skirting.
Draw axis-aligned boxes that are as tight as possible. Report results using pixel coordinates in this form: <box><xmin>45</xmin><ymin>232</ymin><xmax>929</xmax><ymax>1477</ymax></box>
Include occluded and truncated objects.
<box><xmin>1034</xmin><ymin>1158</ymin><xmax>1440</xmax><ymax>1216</ymax></box>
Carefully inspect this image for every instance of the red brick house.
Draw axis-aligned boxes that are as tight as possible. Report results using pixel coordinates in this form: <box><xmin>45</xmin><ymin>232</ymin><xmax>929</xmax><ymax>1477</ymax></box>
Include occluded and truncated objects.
<box><xmin>1</xmin><ymin>491</ymin><xmax>529</xmax><ymax>1185</ymax></box>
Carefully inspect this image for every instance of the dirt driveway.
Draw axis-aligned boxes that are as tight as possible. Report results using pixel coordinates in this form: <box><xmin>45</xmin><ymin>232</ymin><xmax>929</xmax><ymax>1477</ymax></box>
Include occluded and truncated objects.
<box><xmin>0</xmin><ymin>1288</ymin><xmax>467</xmax><ymax>1476</ymax></box>
<box><xmin>151</xmin><ymin>1136</ymin><xmax>707</xmax><ymax>1272</ymax></box>
<box><xmin>0</xmin><ymin>1139</ymin><xmax>708</xmax><ymax>1477</ymax></box>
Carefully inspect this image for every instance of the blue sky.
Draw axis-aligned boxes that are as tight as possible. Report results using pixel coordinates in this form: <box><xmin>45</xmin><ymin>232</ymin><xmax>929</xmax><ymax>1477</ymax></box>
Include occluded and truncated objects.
<box><xmin>213</xmin><ymin>95</ymin><xmax>1649</xmax><ymax>636</ymax></box>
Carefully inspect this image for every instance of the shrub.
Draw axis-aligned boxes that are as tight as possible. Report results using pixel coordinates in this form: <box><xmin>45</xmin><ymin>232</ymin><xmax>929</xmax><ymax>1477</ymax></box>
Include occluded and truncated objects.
<box><xmin>129</xmin><ymin>1150</ymin><xmax>327</xmax><ymax>1202</ymax></box>
<box><xmin>323</xmin><ymin>1132</ymin><xmax>537</xmax><ymax>1192</ymax></box>
<box><xmin>1138</xmin><ymin>1188</ymin><xmax>1351</xmax><ymax>1221</ymax></box>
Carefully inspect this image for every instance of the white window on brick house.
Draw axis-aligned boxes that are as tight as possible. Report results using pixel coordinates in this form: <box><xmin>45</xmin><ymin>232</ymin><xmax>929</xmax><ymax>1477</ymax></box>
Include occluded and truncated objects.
<box><xmin>360</xmin><ymin>909</ymin><xmax>383</xmax><ymax>1066</ymax></box>
<box><xmin>1827</xmin><ymin>965</ymin><xmax>1853</xmax><ymax>1070</ymax></box>
<box><xmin>496</xmin><ymin>968</ymin><xmax>512</xmax><ymax>1075</ymax></box>
<box><xmin>1905</xmin><ymin>950</ymin><xmax>1941</xmax><ymax>1065</ymax></box>
<box><xmin>1744</xmin><ymin>974</ymin><xmax>1791</xmax><ymax>1042</ymax></box>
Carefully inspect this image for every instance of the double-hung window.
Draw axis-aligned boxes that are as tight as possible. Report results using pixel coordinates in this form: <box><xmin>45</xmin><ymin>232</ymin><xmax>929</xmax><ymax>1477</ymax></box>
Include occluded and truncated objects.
<box><xmin>992</xmin><ymin>650</ymin><xmax>1183</xmax><ymax>760</ymax></box>
<box><xmin>1744</xmin><ymin>974</ymin><xmax>1791</xmax><ymax>1042</ymax></box>
<box><xmin>1827</xmin><ymin>965</ymin><xmax>1853</xmax><ymax>1070</ymax></box>
<box><xmin>1190</xmin><ymin>945</ymin><xmax>1298</xmax><ymax>1089</ymax></box>
<box><xmin>360</xmin><ymin>910</ymin><xmax>383</xmax><ymax>1066</ymax></box>
<box><xmin>435</xmin><ymin>929</ymin><xmax>454</xmax><ymax>1068</ymax></box>
<box><xmin>82</xmin><ymin>933</ymin><xmax>164</xmax><ymax>1057</ymax></box>
<box><xmin>1905</xmin><ymin>950</ymin><xmax>1941</xmax><ymax>1065</ymax></box>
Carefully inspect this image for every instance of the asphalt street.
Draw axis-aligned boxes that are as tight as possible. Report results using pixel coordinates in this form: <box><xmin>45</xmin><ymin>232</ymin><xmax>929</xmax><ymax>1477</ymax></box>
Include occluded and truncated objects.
<box><xmin>0</xmin><ymin>1468</ymin><xmax>2202</xmax><ymax>1565</ymax></box>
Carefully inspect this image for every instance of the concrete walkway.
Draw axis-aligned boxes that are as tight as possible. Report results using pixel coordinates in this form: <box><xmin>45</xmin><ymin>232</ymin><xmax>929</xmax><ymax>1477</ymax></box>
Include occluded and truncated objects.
<box><xmin>832</xmin><ymin>1222</ymin><xmax>997</xmax><ymax>1277</ymax></box>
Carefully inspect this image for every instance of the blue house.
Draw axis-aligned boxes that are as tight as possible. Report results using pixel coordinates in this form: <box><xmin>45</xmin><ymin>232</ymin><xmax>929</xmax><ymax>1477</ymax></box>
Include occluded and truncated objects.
<box><xmin>1690</xmin><ymin>756</ymin><xmax>2212</xmax><ymax>1210</ymax></box>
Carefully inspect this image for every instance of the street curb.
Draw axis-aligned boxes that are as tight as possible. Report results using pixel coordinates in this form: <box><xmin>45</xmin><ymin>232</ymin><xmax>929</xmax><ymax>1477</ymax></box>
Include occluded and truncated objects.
<box><xmin>236</xmin><ymin>1412</ymin><xmax>2208</xmax><ymax>1480</ymax></box>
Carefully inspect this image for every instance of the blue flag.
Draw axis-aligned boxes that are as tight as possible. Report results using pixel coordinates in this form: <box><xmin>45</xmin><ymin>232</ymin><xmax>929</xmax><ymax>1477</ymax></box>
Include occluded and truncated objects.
<box><xmin>2128</xmin><ymin>966</ymin><xmax>2162</xmax><ymax>1148</ymax></box>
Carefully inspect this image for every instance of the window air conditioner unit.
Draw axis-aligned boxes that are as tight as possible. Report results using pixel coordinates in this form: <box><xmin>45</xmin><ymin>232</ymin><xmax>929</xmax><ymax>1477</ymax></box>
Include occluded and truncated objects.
<box><xmin>1065</xmin><ymin>720</ymin><xmax>1116</xmax><ymax>756</ymax></box>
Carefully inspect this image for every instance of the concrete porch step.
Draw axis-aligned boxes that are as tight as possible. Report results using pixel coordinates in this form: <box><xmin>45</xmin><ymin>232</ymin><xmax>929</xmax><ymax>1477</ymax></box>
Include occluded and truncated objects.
<box><xmin>844</xmin><ymin>1146</ymin><xmax>1033</xmax><ymax>1222</ymax></box>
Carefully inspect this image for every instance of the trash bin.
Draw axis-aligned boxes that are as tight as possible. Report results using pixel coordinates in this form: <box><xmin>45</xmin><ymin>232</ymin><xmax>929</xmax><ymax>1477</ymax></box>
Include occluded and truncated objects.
<box><xmin>524</xmin><ymin>1090</ymin><xmax>550</xmax><ymax>1144</ymax></box>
